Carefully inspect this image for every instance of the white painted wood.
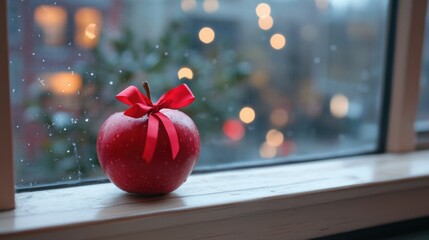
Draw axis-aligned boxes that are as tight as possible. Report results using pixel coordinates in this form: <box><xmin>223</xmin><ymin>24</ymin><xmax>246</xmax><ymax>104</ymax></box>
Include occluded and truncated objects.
<box><xmin>387</xmin><ymin>0</ymin><xmax>428</xmax><ymax>152</ymax></box>
<box><xmin>1</xmin><ymin>151</ymin><xmax>429</xmax><ymax>239</ymax></box>
<box><xmin>0</xmin><ymin>0</ymin><xmax>15</xmax><ymax>211</ymax></box>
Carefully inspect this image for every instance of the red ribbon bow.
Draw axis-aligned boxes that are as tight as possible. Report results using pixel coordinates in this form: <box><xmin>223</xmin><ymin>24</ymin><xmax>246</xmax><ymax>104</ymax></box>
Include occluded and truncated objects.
<box><xmin>116</xmin><ymin>84</ymin><xmax>195</xmax><ymax>163</ymax></box>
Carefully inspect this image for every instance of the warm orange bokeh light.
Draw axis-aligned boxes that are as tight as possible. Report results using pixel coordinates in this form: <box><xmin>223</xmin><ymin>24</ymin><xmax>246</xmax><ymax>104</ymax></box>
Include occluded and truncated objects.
<box><xmin>203</xmin><ymin>0</ymin><xmax>219</xmax><ymax>13</ymax></box>
<box><xmin>270</xmin><ymin>33</ymin><xmax>286</xmax><ymax>50</ymax></box>
<box><xmin>266</xmin><ymin>129</ymin><xmax>284</xmax><ymax>147</ymax></box>
<box><xmin>330</xmin><ymin>94</ymin><xmax>349</xmax><ymax>118</ymax></box>
<box><xmin>85</xmin><ymin>23</ymin><xmax>98</xmax><ymax>39</ymax></box>
<box><xmin>255</xmin><ymin>3</ymin><xmax>271</xmax><ymax>17</ymax></box>
<box><xmin>47</xmin><ymin>72</ymin><xmax>82</xmax><ymax>95</ymax></box>
<box><xmin>75</xmin><ymin>8</ymin><xmax>102</xmax><ymax>49</ymax></box>
<box><xmin>34</xmin><ymin>5</ymin><xmax>67</xmax><ymax>45</ymax></box>
<box><xmin>250</xmin><ymin>70</ymin><xmax>270</xmax><ymax>88</ymax></box>
<box><xmin>239</xmin><ymin>107</ymin><xmax>256</xmax><ymax>124</ymax></box>
<box><xmin>181</xmin><ymin>0</ymin><xmax>197</xmax><ymax>12</ymax></box>
<box><xmin>259</xmin><ymin>142</ymin><xmax>277</xmax><ymax>158</ymax></box>
<box><xmin>258</xmin><ymin>15</ymin><xmax>273</xmax><ymax>30</ymax></box>
<box><xmin>178</xmin><ymin>67</ymin><xmax>194</xmax><ymax>80</ymax></box>
<box><xmin>270</xmin><ymin>108</ymin><xmax>288</xmax><ymax>127</ymax></box>
<box><xmin>199</xmin><ymin>27</ymin><xmax>215</xmax><ymax>44</ymax></box>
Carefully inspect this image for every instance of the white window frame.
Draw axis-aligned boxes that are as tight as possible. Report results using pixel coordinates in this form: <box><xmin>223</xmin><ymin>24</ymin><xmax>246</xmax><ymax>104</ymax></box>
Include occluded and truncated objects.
<box><xmin>1</xmin><ymin>0</ymin><xmax>429</xmax><ymax>238</ymax></box>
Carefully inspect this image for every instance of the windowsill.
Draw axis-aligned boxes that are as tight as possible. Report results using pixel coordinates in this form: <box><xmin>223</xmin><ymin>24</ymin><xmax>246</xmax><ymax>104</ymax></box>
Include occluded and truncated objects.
<box><xmin>1</xmin><ymin>151</ymin><xmax>429</xmax><ymax>239</ymax></box>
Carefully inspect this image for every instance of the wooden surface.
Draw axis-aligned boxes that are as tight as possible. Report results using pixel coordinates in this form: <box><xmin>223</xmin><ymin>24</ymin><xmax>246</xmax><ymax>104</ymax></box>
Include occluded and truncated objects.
<box><xmin>387</xmin><ymin>0</ymin><xmax>427</xmax><ymax>152</ymax></box>
<box><xmin>1</xmin><ymin>151</ymin><xmax>429</xmax><ymax>239</ymax></box>
<box><xmin>0</xmin><ymin>0</ymin><xmax>15</xmax><ymax>211</ymax></box>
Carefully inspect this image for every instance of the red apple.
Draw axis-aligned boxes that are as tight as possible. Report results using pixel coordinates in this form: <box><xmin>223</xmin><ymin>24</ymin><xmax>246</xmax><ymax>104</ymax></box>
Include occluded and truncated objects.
<box><xmin>96</xmin><ymin>83</ymin><xmax>200</xmax><ymax>194</ymax></box>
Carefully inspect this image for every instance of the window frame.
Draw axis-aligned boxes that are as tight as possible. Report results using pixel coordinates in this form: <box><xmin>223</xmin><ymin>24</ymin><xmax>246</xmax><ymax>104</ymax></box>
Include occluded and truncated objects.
<box><xmin>0</xmin><ymin>0</ymin><xmax>14</xmax><ymax>211</ymax></box>
<box><xmin>386</xmin><ymin>0</ymin><xmax>427</xmax><ymax>152</ymax></box>
<box><xmin>1</xmin><ymin>0</ymin><xmax>429</xmax><ymax>237</ymax></box>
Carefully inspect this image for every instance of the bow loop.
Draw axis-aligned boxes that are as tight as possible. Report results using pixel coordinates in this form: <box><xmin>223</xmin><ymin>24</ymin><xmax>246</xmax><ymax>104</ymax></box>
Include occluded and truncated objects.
<box><xmin>116</xmin><ymin>86</ymin><xmax>152</xmax><ymax>107</ymax></box>
<box><xmin>156</xmin><ymin>84</ymin><xmax>195</xmax><ymax>109</ymax></box>
<box><xmin>116</xmin><ymin>83</ymin><xmax>195</xmax><ymax>163</ymax></box>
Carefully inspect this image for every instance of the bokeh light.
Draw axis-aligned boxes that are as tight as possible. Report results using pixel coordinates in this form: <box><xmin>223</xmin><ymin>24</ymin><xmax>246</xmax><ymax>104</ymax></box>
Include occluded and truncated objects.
<box><xmin>34</xmin><ymin>5</ymin><xmax>67</xmax><ymax>45</ymax></box>
<box><xmin>270</xmin><ymin>108</ymin><xmax>288</xmax><ymax>127</ymax></box>
<box><xmin>203</xmin><ymin>0</ymin><xmax>219</xmax><ymax>13</ymax></box>
<box><xmin>250</xmin><ymin>70</ymin><xmax>270</xmax><ymax>88</ymax></box>
<box><xmin>199</xmin><ymin>27</ymin><xmax>215</xmax><ymax>44</ymax></box>
<box><xmin>181</xmin><ymin>0</ymin><xmax>197</xmax><ymax>12</ymax></box>
<box><xmin>177</xmin><ymin>67</ymin><xmax>194</xmax><ymax>80</ymax></box>
<box><xmin>255</xmin><ymin>3</ymin><xmax>271</xmax><ymax>18</ymax></box>
<box><xmin>239</xmin><ymin>107</ymin><xmax>256</xmax><ymax>124</ymax></box>
<box><xmin>84</xmin><ymin>23</ymin><xmax>98</xmax><ymax>39</ymax></box>
<box><xmin>266</xmin><ymin>129</ymin><xmax>284</xmax><ymax>147</ymax></box>
<box><xmin>330</xmin><ymin>94</ymin><xmax>349</xmax><ymax>118</ymax></box>
<box><xmin>270</xmin><ymin>33</ymin><xmax>286</xmax><ymax>50</ymax></box>
<box><xmin>47</xmin><ymin>72</ymin><xmax>82</xmax><ymax>95</ymax></box>
<box><xmin>223</xmin><ymin>119</ymin><xmax>245</xmax><ymax>141</ymax></box>
<box><xmin>74</xmin><ymin>7</ymin><xmax>102</xmax><ymax>49</ymax></box>
<box><xmin>259</xmin><ymin>142</ymin><xmax>277</xmax><ymax>158</ymax></box>
<box><xmin>258</xmin><ymin>15</ymin><xmax>273</xmax><ymax>30</ymax></box>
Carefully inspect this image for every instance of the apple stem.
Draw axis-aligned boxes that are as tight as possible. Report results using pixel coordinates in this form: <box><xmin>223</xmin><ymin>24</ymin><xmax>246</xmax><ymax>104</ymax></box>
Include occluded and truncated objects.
<box><xmin>143</xmin><ymin>81</ymin><xmax>152</xmax><ymax>101</ymax></box>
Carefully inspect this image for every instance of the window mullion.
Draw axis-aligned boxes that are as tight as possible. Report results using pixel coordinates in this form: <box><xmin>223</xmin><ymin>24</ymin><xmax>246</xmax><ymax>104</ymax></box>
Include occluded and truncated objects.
<box><xmin>387</xmin><ymin>0</ymin><xmax>428</xmax><ymax>152</ymax></box>
<box><xmin>0</xmin><ymin>0</ymin><xmax>15</xmax><ymax>211</ymax></box>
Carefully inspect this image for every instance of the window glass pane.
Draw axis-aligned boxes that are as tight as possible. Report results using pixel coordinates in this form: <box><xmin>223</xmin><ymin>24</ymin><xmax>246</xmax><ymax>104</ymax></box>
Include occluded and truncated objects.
<box><xmin>417</xmin><ymin>3</ymin><xmax>429</xmax><ymax>132</ymax></box>
<box><xmin>8</xmin><ymin>0</ymin><xmax>389</xmax><ymax>189</ymax></box>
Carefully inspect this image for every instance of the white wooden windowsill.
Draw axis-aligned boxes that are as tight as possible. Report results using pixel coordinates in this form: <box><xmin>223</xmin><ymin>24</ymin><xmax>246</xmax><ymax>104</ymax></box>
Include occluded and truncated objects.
<box><xmin>1</xmin><ymin>151</ymin><xmax>429</xmax><ymax>240</ymax></box>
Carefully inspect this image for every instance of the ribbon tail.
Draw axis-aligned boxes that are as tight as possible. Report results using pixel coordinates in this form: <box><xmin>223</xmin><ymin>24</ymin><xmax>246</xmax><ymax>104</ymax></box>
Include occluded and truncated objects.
<box><xmin>155</xmin><ymin>112</ymin><xmax>180</xmax><ymax>160</ymax></box>
<box><xmin>142</xmin><ymin>114</ymin><xmax>159</xmax><ymax>163</ymax></box>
